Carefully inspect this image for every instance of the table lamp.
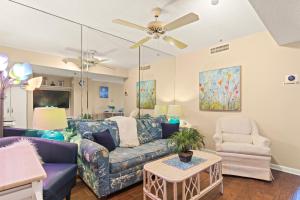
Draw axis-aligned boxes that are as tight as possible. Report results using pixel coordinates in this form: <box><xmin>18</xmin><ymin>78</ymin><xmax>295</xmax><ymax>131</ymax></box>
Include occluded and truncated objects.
<box><xmin>167</xmin><ymin>105</ymin><xmax>183</xmax><ymax>124</ymax></box>
<box><xmin>154</xmin><ymin>105</ymin><xmax>168</xmax><ymax>117</ymax></box>
<box><xmin>33</xmin><ymin>107</ymin><xmax>67</xmax><ymax>141</ymax></box>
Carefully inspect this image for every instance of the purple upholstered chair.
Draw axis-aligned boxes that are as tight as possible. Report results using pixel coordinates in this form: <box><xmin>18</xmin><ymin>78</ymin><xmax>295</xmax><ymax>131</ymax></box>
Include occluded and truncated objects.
<box><xmin>0</xmin><ymin>136</ymin><xmax>78</xmax><ymax>200</ymax></box>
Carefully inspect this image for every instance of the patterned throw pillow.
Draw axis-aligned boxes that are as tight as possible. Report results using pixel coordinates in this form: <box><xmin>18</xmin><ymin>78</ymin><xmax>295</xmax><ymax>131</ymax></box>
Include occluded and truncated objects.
<box><xmin>137</xmin><ymin>119</ymin><xmax>152</xmax><ymax>144</ymax></box>
<box><xmin>137</xmin><ymin>116</ymin><xmax>168</xmax><ymax>144</ymax></box>
<box><xmin>77</xmin><ymin>120</ymin><xmax>120</xmax><ymax>146</ymax></box>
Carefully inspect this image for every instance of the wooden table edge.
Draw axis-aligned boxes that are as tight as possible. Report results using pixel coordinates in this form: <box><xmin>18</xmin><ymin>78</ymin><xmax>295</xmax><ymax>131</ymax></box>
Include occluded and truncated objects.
<box><xmin>0</xmin><ymin>173</ymin><xmax>47</xmax><ymax>192</ymax></box>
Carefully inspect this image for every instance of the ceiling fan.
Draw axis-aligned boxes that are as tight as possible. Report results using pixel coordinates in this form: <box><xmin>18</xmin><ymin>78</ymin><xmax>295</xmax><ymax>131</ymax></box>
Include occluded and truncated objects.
<box><xmin>112</xmin><ymin>7</ymin><xmax>199</xmax><ymax>49</ymax></box>
<box><xmin>63</xmin><ymin>48</ymin><xmax>116</xmax><ymax>70</ymax></box>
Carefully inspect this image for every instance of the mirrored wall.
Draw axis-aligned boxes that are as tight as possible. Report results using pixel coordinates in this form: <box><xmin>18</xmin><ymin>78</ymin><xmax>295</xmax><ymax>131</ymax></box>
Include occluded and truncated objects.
<box><xmin>0</xmin><ymin>0</ymin><xmax>176</xmax><ymax>128</ymax></box>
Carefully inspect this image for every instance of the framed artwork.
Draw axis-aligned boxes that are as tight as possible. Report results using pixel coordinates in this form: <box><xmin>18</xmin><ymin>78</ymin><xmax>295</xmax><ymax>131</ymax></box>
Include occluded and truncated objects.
<box><xmin>100</xmin><ymin>86</ymin><xmax>109</xmax><ymax>98</ymax></box>
<box><xmin>136</xmin><ymin>80</ymin><xmax>156</xmax><ymax>109</ymax></box>
<box><xmin>199</xmin><ymin>66</ymin><xmax>241</xmax><ymax>111</ymax></box>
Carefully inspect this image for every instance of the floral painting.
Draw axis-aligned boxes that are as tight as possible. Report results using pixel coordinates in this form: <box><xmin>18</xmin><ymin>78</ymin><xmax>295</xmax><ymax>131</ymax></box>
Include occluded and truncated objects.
<box><xmin>199</xmin><ymin>66</ymin><xmax>241</xmax><ymax>111</ymax></box>
<box><xmin>136</xmin><ymin>80</ymin><xmax>156</xmax><ymax>109</ymax></box>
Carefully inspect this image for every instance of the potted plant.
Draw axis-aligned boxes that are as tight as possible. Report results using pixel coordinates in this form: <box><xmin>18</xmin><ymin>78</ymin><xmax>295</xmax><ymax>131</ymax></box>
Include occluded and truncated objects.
<box><xmin>81</xmin><ymin>113</ymin><xmax>92</xmax><ymax>120</ymax></box>
<box><xmin>168</xmin><ymin>128</ymin><xmax>205</xmax><ymax>163</ymax></box>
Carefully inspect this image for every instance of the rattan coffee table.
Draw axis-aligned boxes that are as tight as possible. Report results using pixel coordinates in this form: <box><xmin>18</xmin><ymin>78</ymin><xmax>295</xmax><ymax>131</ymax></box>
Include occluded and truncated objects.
<box><xmin>143</xmin><ymin>151</ymin><xmax>223</xmax><ymax>200</ymax></box>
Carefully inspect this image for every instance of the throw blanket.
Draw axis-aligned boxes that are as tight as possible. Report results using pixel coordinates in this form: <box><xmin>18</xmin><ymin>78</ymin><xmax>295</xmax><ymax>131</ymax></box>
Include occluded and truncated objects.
<box><xmin>107</xmin><ymin>116</ymin><xmax>139</xmax><ymax>147</ymax></box>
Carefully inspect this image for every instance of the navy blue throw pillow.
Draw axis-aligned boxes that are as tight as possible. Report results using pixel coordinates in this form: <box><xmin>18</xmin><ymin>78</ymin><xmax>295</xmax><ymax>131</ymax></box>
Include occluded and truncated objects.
<box><xmin>92</xmin><ymin>129</ymin><xmax>116</xmax><ymax>152</ymax></box>
<box><xmin>161</xmin><ymin>123</ymin><xmax>179</xmax><ymax>139</ymax></box>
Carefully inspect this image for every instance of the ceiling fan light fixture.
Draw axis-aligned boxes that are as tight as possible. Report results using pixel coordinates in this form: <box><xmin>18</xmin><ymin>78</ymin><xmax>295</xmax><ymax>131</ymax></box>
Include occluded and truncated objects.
<box><xmin>153</xmin><ymin>33</ymin><xmax>161</xmax><ymax>39</ymax></box>
<box><xmin>113</xmin><ymin>7</ymin><xmax>199</xmax><ymax>49</ymax></box>
<box><xmin>152</xmin><ymin>7</ymin><xmax>161</xmax><ymax>18</ymax></box>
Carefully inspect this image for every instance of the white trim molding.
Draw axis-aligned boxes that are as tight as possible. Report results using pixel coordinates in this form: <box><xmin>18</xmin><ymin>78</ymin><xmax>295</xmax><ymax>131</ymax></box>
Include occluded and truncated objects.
<box><xmin>202</xmin><ymin>148</ymin><xmax>300</xmax><ymax>176</ymax></box>
<box><xmin>271</xmin><ymin>164</ymin><xmax>300</xmax><ymax>176</ymax></box>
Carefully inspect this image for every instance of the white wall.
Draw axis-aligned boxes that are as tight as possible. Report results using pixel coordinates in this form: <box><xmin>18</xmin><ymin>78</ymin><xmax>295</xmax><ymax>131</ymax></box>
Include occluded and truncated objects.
<box><xmin>175</xmin><ymin>31</ymin><xmax>300</xmax><ymax>169</ymax></box>
<box><xmin>124</xmin><ymin>57</ymin><xmax>176</xmax><ymax>116</ymax></box>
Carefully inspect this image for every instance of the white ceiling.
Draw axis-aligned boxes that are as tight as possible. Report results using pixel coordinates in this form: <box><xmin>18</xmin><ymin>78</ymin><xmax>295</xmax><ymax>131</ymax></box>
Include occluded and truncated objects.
<box><xmin>0</xmin><ymin>0</ymin><xmax>266</xmax><ymax>68</ymax></box>
<box><xmin>248</xmin><ymin>0</ymin><xmax>300</xmax><ymax>46</ymax></box>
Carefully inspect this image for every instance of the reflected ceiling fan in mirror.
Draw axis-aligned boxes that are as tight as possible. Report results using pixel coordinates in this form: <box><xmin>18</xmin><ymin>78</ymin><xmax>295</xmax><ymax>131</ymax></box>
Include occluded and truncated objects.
<box><xmin>112</xmin><ymin>7</ymin><xmax>199</xmax><ymax>49</ymax></box>
<box><xmin>63</xmin><ymin>48</ymin><xmax>117</xmax><ymax>70</ymax></box>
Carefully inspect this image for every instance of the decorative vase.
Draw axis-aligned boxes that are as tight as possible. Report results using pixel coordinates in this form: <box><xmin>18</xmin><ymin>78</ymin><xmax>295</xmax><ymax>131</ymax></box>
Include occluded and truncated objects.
<box><xmin>169</xmin><ymin>117</ymin><xmax>180</xmax><ymax>124</ymax></box>
<box><xmin>178</xmin><ymin>150</ymin><xmax>193</xmax><ymax>163</ymax></box>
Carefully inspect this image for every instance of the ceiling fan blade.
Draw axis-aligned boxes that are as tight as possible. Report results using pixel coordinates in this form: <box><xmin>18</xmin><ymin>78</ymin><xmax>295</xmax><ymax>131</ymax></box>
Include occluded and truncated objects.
<box><xmin>130</xmin><ymin>37</ymin><xmax>151</xmax><ymax>49</ymax></box>
<box><xmin>113</xmin><ymin>19</ymin><xmax>148</xmax><ymax>32</ymax></box>
<box><xmin>163</xmin><ymin>13</ymin><xmax>199</xmax><ymax>31</ymax></box>
<box><xmin>63</xmin><ymin>58</ymin><xmax>81</xmax><ymax>66</ymax></box>
<box><xmin>98</xmin><ymin>58</ymin><xmax>110</xmax><ymax>63</ymax></box>
<box><xmin>93</xmin><ymin>58</ymin><xmax>110</xmax><ymax>64</ymax></box>
<box><xmin>163</xmin><ymin>36</ymin><xmax>188</xmax><ymax>49</ymax></box>
<box><xmin>95</xmin><ymin>48</ymin><xmax>118</xmax><ymax>57</ymax></box>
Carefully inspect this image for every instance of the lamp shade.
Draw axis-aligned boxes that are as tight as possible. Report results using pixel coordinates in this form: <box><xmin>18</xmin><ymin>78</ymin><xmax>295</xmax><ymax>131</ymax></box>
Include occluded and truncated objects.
<box><xmin>167</xmin><ymin>105</ymin><xmax>183</xmax><ymax>118</ymax></box>
<box><xmin>33</xmin><ymin>107</ymin><xmax>67</xmax><ymax>130</ymax></box>
<box><xmin>9</xmin><ymin>63</ymin><xmax>32</xmax><ymax>80</ymax></box>
<box><xmin>26</xmin><ymin>76</ymin><xmax>43</xmax><ymax>91</ymax></box>
<box><xmin>154</xmin><ymin>105</ymin><xmax>168</xmax><ymax>117</ymax></box>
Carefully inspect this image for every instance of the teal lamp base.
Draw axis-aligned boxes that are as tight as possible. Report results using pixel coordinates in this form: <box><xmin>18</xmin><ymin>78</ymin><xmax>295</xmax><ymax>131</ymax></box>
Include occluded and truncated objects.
<box><xmin>41</xmin><ymin>130</ymin><xmax>64</xmax><ymax>141</ymax></box>
<box><xmin>169</xmin><ymin>117</ymin><xmax>180</xmax><ymax>124</ymax></box>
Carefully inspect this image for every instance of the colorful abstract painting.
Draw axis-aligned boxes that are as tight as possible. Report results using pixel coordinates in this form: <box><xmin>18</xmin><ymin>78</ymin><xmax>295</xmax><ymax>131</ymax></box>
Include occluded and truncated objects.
<box><xmin>199</xmin><ymin>66</ymin><xmax>241</xmax><ymax>111</ymax></box>
<box><xmin>136</xmin><ymin>80</ymin><xmax>156</xmax><ymax>109</ymax></box>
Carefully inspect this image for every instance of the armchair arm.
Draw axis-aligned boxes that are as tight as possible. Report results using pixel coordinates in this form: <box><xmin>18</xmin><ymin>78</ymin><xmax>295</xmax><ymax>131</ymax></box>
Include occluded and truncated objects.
<box><xmin>80</xmin><ymin>139</ymin><xmax>109</xmax><ymax>164</ymax></box>
<box><xmin>79</xmin><ymin>139</ymin><xmax>110</xmax><ymax>197</ymax></box>
<box><xmin>252</xmin><ymin>135</ymin><xmax>271</xmax><ymax>147</ymax></box>
<box><xmin>251</xmin><ymin>120</ymin><xmax>271</xmax><ymax>147</ymax></box>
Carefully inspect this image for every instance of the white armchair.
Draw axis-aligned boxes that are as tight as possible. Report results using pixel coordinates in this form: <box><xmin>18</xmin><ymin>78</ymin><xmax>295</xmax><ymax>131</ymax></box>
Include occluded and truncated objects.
<box><xmin>213</xmin><ymin>116</ymin><xmax>272</xmax><ymax>181</ymax></box>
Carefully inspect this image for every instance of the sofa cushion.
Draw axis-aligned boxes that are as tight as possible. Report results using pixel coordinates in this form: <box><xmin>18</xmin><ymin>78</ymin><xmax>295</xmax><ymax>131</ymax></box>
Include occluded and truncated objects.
<box><xmin>220</xmin><ymin>117</ymin><xmax>252</xmax><ymax>134</ymax></box>
<box><xmin>92</xmin><ymin>129</ymin><xmax>116</xmax><ymax>152</ymax></box>
<box><xmin>77</xmin><ymin>120</ymin><xmax>120</xmax><ymax>146</ymax></box>
<box><xmin>216</xmin><ymin>142</ymin><xmax>270</xmax><ymax>156</ymax></box>
<box><xmin>222</xmin><ymin>133</ymin><xmax>253</xmax><ymax>144</ymax></box>
<box><xmin>161</xmin><ymin>123</ymin><xmax>179</xmax><ymax>139</ymax></box>
<box><xmin>109</xmin><ymin>139</ymin><xmax>172</xmax><ymax>174</ymax></box>
<box><xmin>43</xmin><ymin>163</ymin><xmax>77</xmax><ymax>200</ymax></box>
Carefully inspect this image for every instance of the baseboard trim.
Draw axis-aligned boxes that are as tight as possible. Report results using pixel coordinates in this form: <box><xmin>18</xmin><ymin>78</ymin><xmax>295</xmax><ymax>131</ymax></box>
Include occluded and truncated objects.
<box><xmin>202</xmin><ymin>148</ymin><xmax>300</xmax><ymax>176</ymax></box>
<box><xmin>270</xmin><ymin>164</ymin><xmax>300</xmax><ymax>176</ymax></box>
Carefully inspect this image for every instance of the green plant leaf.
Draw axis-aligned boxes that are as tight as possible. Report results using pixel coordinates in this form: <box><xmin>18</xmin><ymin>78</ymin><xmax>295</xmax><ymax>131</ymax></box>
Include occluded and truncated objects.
<box><xmin>167</xmin><ymin>128</ymin><xmax>205</xmax><ymax>153</ymax></box>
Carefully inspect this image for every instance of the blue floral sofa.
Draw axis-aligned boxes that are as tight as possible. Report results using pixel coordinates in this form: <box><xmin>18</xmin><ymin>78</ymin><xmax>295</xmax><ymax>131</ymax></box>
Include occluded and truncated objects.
<box><xmin>69</xmin><ymin>117</ymin><xmax>174</xmax><ymax>198</ymax></box>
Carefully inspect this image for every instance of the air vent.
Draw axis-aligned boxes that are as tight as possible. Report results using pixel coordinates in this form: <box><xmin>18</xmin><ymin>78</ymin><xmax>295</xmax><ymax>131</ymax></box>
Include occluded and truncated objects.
<box><xmin>140</xmin><ymin>65</ymin><xmax>151</xmax><ymax>70</ymax></box>
<box><xmin>210</xmin><ymin>44</ymin><xmax>229</xmax><ymax>54</ymax></box>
